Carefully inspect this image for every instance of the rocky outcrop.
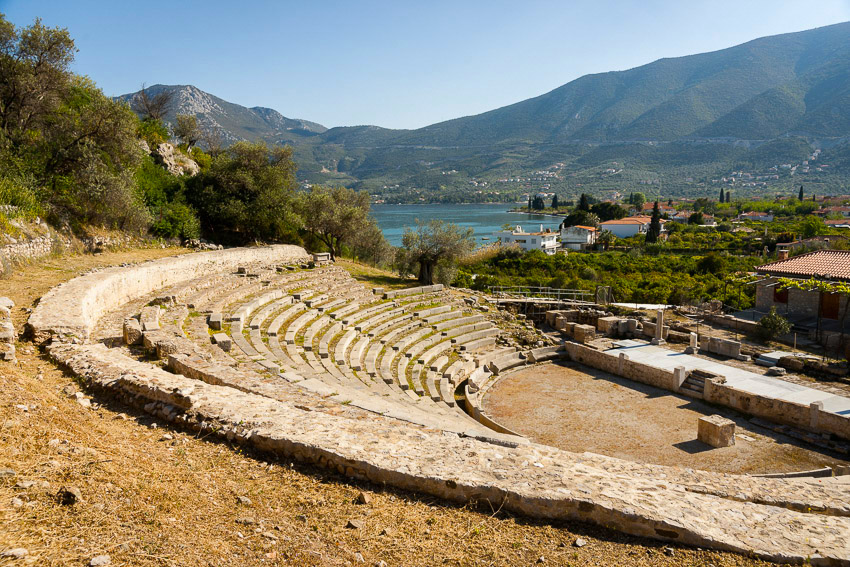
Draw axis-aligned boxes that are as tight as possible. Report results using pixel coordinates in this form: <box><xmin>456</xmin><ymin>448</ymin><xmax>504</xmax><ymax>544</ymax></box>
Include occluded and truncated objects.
<box><xmin>152</xmin><ymin>142</ymin><xmax>200</xmax><ymax>177</ymax></box>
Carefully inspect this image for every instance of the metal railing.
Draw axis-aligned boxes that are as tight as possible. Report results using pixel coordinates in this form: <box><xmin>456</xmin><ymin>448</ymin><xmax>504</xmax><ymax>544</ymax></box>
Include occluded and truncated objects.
<box><xmin>488</xmin><ymin>285</ymin><xmax>595</xmax><ymax>304</ymax></box>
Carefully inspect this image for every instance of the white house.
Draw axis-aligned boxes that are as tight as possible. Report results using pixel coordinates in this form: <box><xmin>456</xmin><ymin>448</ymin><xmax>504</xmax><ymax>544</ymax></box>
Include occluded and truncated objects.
<box><xmin>738</xmin><ymin>211</ymin><xmax>774</xmax><ymax>222</ymax></box>
<box><xmin>598</xmin><ymin>215</ymin><xmax>666</xmax><ymax>238</ymax></box>
<box><xmin>560</xmin><ymin>225</ymin><xmax>597</xmax><ymax>250</ymax></box>
<box><xmin>495</xmin><ymin>225</ymin><xmax>559</xmax><ymax>255</ymax></box>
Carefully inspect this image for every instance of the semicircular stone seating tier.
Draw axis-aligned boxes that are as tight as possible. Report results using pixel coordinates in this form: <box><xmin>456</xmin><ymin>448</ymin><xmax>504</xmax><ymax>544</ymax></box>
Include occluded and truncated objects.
<box><xmin>27</xmin><ymin>245</ymin><xmax>850</xmax><ymax>565</ymax></box>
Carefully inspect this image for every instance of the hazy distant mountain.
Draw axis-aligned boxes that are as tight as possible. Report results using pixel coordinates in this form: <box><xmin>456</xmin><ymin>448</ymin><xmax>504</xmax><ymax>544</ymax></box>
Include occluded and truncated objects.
<box><xmin>120</xmin><ymin>22</ymin><xmax>850</xmax><ymax>200</ymax></box>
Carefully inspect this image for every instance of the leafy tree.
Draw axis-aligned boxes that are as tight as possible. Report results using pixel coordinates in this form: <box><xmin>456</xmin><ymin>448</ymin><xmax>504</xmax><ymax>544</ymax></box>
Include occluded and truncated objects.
<box><xmin>531</xmin><ymin>195</ymin><xmax>545</xmax><ymax>210</ymax></box>
<box><xmin>596</xmin><ymin>229</ymin><xmax>615</xmax><ymax>251</ymax></box>
<box><xmin>0</xmin><ymin>15</ymin><xmax>147</xmax><ymax>231</ymax></box>
<box><xmin>202</xmin><ymin>126</ymin><xmax>225</xmax><ymax>157</ymax></box>
<box><xmin>755</xmin><ymin>307</ymin><xmax>791</xmax><ymax>341</ymax></box>
<box><xmin>590</xmin><ymin>202</ymin><xmax>626</xmax><ymax>222</ymax></box>
<box><xmin>645</xmin><ymin>201</ymin><xmax>662</xmax><ymax>243</ymax></box>
<box><xmin>799</xmin><ymin>215</ymin><xmax>825</xmax><ymax>238</ymax></box>
<box><xmin>561</xmin><ymin>210</ymin><xmax>599</xmax><ymax>228</ymax></box>
<box><xmin>298</xmin><ymin>185</ymin><xmax>374</xmax><ymax>260</ymax></box>
<box><xmin>186</xmin><ymin>141</ymin><xmax>300</xmax><ymax>243</ymax></box>
<box><xmin>133</xmin><ymin>83</ymin><xmax>173</xmax><ymax>121</ymax></box>
<box><xmin>798</xmin><ymin>185</ymin><xmax>804</xmax><ymax>202</ymax></box>
<box><xmin>578</xmin><ymin>193</ymin><xmax>590</xmax><ymax>212</ymax></box>
<box><xmin>628</xmin><ymin>192</ymin><xmax>646</xmax><ymax>210</ymax></box>
<box><xmin>174</xmin><ymin>114</ymin><xmax>201</xmax><ymax>148</ymax></box>
<box><xmin>551</xmin><ymin>194</ymin><xmax>559</xmax><ymax>209</ymax></box>
<box><xmin>688</xmin><ymin>212</ymin><xmax>704</xmax><ymax>225</ymax></box>
<box><xmin>398</xmin><ymin>220</ymin><xmax>474</xmax><ymax>285</ymax></box>
<box><xmin>696</xmin><ymin>252</ymin><xmax>725</xmax><ymax>274</ymax></box>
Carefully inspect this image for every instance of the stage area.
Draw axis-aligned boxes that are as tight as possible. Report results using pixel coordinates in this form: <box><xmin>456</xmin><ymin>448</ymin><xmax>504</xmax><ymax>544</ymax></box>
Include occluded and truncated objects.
<box><xmin>483</xmin><ymin>362</ymin><xmax>849</xmax><ymax>474</ymax></box>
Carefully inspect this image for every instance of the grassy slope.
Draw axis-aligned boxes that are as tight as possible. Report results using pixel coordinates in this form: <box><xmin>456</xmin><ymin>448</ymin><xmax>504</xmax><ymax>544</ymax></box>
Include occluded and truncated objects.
<box><xmin>0</xmin><ymin>249</ymin><xmax>772</xmax><ymax>566</ymax></box>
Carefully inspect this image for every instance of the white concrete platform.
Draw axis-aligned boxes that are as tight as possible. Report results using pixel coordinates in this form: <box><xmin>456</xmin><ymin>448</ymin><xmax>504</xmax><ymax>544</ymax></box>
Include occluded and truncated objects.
<box><xmin>608</xmin><ymin>340</ymin><xmax>850</xmax><ymax>416</ymax></box>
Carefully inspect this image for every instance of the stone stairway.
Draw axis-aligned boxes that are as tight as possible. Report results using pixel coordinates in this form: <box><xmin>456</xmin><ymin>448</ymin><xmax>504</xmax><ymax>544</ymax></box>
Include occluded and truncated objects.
<box><xmin>679</xmin><ymin>371</ymin><xmax>707</xmax><ymax>398</ymax></box>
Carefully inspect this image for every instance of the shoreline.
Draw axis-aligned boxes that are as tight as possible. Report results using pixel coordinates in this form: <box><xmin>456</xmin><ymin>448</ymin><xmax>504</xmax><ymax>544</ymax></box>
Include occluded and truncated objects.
<box><xmin>506</xmin><ymin>209</ymin><xmax>566</xmax><ymax>219</ymax></box>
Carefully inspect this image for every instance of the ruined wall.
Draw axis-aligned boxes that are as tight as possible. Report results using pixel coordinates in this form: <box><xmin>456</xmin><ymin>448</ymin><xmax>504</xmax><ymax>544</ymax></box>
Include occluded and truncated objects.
<box><xmin>703</xmin><ymin>379</ymin><xmax>850</xmax><ymax>440</ymax></box>
<box><xmin>563</xmin><ymin>342</ymin><xmax>678</xmax><ymax>391</ymax></box>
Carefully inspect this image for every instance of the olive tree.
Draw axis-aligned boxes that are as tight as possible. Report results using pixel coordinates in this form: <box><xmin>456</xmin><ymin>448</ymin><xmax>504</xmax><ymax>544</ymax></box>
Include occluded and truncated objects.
<box><xmin>174</xmin><ymin>114</ymin><xmax>201</xmax><ymax>148</ymax></box>
<box><xmin>298</xmin><ymin>185</ymin><xmax>373</xmax><ymax>260</ymax></box>
<box><xmin>398</xmin><ymin>220</ymin><xmax>475</xmax><ymax>285</ymax></box>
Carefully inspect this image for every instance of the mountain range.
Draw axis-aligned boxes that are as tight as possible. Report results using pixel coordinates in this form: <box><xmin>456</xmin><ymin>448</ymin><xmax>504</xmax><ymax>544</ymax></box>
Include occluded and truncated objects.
<box><xmin>119</xmin><ymin>21</ymin><xmax>850</xmax><ymax>202</ymax></box>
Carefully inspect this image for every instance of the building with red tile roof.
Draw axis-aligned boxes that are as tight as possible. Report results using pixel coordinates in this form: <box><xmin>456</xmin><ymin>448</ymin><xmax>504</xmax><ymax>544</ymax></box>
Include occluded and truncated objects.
<box><xmin>754</xmin><ymin>250</ymin><xmax>850</xmax><ymax>326</ymax></box>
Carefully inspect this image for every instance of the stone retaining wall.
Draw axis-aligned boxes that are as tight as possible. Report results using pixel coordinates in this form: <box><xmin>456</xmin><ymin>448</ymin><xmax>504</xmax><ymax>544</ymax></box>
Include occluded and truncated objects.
<box><xmin>563</xmin><ymin>342</ymin><xmax>678</xmax><ymax>391</ymax></box>
<box><xmin>704</xmin><ymin>378</ymin><xmax>850</xmax><ymax>440</ymax></box>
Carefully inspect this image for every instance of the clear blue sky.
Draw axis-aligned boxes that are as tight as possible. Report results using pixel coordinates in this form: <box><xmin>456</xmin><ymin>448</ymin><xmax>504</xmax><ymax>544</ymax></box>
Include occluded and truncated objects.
<box><xmin>3</xmin><ymin>0</ymin><xmax>849</xmax><ymax>129</ymax></box>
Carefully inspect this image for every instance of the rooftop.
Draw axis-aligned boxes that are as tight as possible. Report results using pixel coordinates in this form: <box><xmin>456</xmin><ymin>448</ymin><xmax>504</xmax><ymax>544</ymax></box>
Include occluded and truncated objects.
<box><xmin>757</xmin><ymin>250</ymin><xmax>850</xmax><ymax>281</ymax></box>
<box><xmin>600</xmin><ymin>216</ymin><xmax>666</xmax><ymax>225</ymax></box>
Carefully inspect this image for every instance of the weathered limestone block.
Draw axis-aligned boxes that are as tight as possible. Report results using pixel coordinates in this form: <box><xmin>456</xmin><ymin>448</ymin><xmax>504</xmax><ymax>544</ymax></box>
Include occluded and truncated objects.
<box><xmin>554</xmin><ymin>315</ymin><xmax>569</xmax><ymax>331</ymax></box>
<box><xmin>642</xmin><ymin>321</ymin><xmax>669</xmax><ymax>341</ymax></box>
<box><xmin>697</xmin><ymin>415</ymin><xmax>735</xmax><ymax>448</ymax></box>
<box><xmin>212</xmin><ymin>333</ymin><xmax>232</xmax><ymax>352</ymax></box>
<box><xmin>122</xmin><ymin>318</ymin><xmax>143</xmax><ymax>345</ymax></box>
<box><xmin>0</xmin><ymin>305</ymin><xmax>15</xmax><ymax>362</ymax></box>
<box><xmin>685</xmin><ymin>332</ymin><xmax>698</xmax><ymax>354</ymax></box>
<box><xmin>139</xmin><ymin>306</ymin><xmax>161</xmax><ymax>331</ymax></box>
<box><xmin>572</xmin><ymin>324</ymin><xmax>596</xmax><ymax>343</ymax></box>
<box><xmin>142</xmin><ymin>331</ymin><xmax>180</xmax><ymax>359</ymax></box>
<box><xmin>700</xmin><ymin>336</ymin><xmax>748</xmax><ymax>360</ymax></box>
<box><xmin>596</xmin><ymin>316</ymin><xmax>621</xmax><ymax>335</ymax></box>
<box><xmin>666</xmin><ymin>330</ymin><xmax>690</xmax><ymax>343</ymax></box>
<box><xmin>778</xmin><ymin>356</ymin><xmax>805</xmax><ymax>372</ymax></box>
<box><xmin>312</xmin><ymin>252</ymin><xmax>331</xmax><ymax>264</ymax></box>
<box><xmin>208</xmin><ymin>313</ymin><xmax>223</xmax><ymax>331</ymax></box>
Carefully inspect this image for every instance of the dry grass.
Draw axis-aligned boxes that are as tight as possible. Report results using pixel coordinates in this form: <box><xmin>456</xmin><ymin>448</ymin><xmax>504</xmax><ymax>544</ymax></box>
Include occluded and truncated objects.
<box><xmin>336</xmin><ymin>260</ymin><xmax>414</xmax><ymax>291</ymax></box>
<box><xmin>0</xmin><ymin>249</ymin><xmax>774</xmax><ymax>566</ymax></box>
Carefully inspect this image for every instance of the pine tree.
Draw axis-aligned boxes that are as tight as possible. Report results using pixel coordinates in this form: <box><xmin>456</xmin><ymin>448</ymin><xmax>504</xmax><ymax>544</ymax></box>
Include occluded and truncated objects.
<box><xmin>798</xmin><ymin>185</ymin><xmax>804</xmax><ymax>202</ymax></box>
<box><xmin>527</xmin><ymin>196</ymin><xmax>532</xmax><ymax>210</ymax></box>
<box><xmin>578</xmin><ymin>193</ymin><xmax>590</xmax><ymax>212</ymax></box>
<box><xmin>551</xmin><ymin>194</ymin><xmax>559</xmax><ymax>209</ymax></box>
<box><xmin>645</xmin><ymin>201</ymin><xmax>662</xmax><ymax>244</ymax></box>
<box><xmin>725</xmin><ymin>190</ymin><xmax>731</xmax><ymax>203</ymax></box>
<box><xmin>720</xmin><ymin>187</ymin><xmax>725</xmax><ymax>203</ymax></box>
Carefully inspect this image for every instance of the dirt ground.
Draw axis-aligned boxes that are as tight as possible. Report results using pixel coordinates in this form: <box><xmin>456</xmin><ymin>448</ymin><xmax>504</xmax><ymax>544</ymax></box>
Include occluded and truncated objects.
<box><xmin>0</xmin><ymin>249</ymin><xmax>776</xmax><ymax>566</ymax></box>
<box><xmin>484</xmin><ymin>362</ymin><xmax>850</xmax><ymax>475</ymax></box>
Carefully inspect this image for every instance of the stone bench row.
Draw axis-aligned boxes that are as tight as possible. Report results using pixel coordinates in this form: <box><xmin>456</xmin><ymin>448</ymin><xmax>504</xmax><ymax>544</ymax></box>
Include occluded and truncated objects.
<box><xmin>382</xmin><ymin>284</ymin><xmax>444</xmax><ymax>299</ymax></box>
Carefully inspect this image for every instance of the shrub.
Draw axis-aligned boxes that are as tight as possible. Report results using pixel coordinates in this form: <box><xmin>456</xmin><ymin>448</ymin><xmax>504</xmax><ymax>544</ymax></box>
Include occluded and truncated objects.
<box><xmin>137</xmin><ymin>118</ymin><xmax>169</xmax><ymax>148</ymax></box>
<box><xmin>755</xmin><ymin>307</ymin><xmax>791</xmax><ymax>341</ymax></box>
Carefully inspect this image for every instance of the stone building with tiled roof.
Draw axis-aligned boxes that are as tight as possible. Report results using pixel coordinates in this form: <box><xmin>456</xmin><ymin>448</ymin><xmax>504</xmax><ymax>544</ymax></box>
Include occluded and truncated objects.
<box><xmin>754</xmin><ymin>250</ymin><xmax>850</xmax><ymax>327</ymax></box>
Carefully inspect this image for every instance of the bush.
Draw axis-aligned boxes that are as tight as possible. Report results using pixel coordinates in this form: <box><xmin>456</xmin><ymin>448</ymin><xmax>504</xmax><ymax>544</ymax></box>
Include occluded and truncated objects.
<box><xmin>755</xmin><ymin>307</ymin><xmax>791</xmax><ymax>341</ymax></box>
<box><xmin>150</xmin><ymin>201</ymin><xmax>201</xmax><ymax>240</ymax></box>
<box><xmin>0</xmin><ymin>174</ymin><xmax>42</xmax><ymax>219</ymax></box>
<box><xmin>137</xmin><ymin>118</ymin><xmax>169</xmax><ymax>148</ymax></box>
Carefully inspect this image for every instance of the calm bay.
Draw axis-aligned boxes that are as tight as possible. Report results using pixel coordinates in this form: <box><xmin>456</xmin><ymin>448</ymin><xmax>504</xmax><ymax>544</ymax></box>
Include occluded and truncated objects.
<box><xmin>371</xmin><ymin>203</ymin><xmax>562</xmax><ymax>247</ymax></box>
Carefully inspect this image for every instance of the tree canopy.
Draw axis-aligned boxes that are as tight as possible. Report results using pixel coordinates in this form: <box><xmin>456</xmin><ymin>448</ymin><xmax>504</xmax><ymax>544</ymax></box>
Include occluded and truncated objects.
<box><xmin>186</xmin><ymin>141</ymin><xmax>300</xmax><ymax>243</ymax></box>
<box><xmin>398</xmin><ymin>220</ymin><xmax>475</xmax><ymax>285</ymax></box>
<box><xmin>298</xmin><ymin>185</ymin><xmax>374</xmax><ymax>260</ymax></box>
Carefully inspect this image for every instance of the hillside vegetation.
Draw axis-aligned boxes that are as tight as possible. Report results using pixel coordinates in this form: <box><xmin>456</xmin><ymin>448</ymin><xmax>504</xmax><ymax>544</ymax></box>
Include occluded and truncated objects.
<box><xmin>0</xmin><ymin>14</ymin><xmax>388</xmax><ymax>264</ymax></box>
<box><xmin>120</xmin><ymin>22</ymin><xmax>850</xmax><ymax>202</ymax></box>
